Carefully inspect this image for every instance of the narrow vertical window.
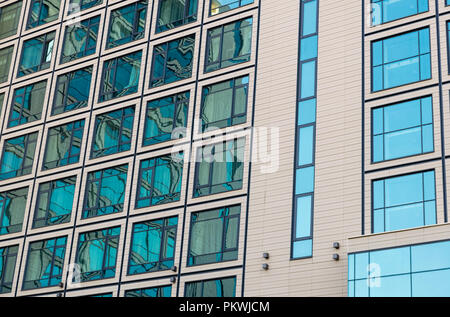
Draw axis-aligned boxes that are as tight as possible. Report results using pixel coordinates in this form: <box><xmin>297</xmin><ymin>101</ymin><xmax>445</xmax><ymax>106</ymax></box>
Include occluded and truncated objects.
<box><xmin>0</xmin><ymin>46</ymin><xmax>14</xmax><ymax>84</ymax></box>
<box><xmin>0</xmin><ymin>187</ymin><xmax>28</xmax><ymax>235</ymax></box>
<box><xmin>0</xmin><ymin>245</ymin><xmax>19</xmax><ymax>294</ymax></box>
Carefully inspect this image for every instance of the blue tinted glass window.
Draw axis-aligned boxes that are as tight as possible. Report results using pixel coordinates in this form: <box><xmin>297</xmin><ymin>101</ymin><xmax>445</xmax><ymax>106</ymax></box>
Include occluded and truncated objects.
<box><xmin>0</xmin><ymin>246</ymin><xmax>18</xmax><ymax>294</ymax></box>
<box><xmin>205</xmin><ymin>18</ymin><xmax>252</xmax><ymax>73</ymax></box>
<box><xmin>99</xmin><ymin>51</ymin><xmax>141</xmax><ymax>102</ymax></box>
<box><xmin>372</xmin><ymin>96</ymin><xmax>434</xmax><ymax>162</ymax></box>
<box><xmin>0</xmin><ymin>132</ymin><xmax>38</xmax><ymax>180</ymax></box>
<box><xmin>83</xmin><ymin>165</ymin><xmax>128</xmax><ymax>219</ymax></box>
<box><xmin>372</xmin><ymin>28</ymin><xmax>431</xmax><ymax>91</ymax></box>
<box><xmin>157</xmin><ymin>0</ymin><xmax>197</xmax><ymax>33</ymax></box>
<box><xmin>75</xmin><ymin>227</ymin><xmax>120</xmax><ymax>282</ymax></box>
<box><xmin>143</xmin><ymin>92</ymin><xmax>189</xmax><ymax>146</ymax></box>
<box><xmin>128</xmin><ymin>217</ymin><xmax>177</xmax><ymax>275</ymax></box>
<box><xmin>18</xmin><ymin>32</ymin><xmax>55</xmax><ymax>77</ymax></box>
<box><xmin>91</xmin><ymin>107</ymin><xmax>135</xmax><ymax>158</ymax></box>
<box><xmin>185</xmin><ymin>276</ymin><xmax>236</xmax><ymax>297</ymax></box>
<box><xmin>371</xmin><ymin>0</ymin><xmax>429</xmax><ymax>26</ymax></box>
<box><xmin>210</xmin><ymin>0</ymin><xmax>253</xmax><ymax>16</ymax></box>
<box><xmin>27</xmin><ymin>0</ymin><xmax>60</xmax><ymax>29</ymax></box>
<box><xmin>125</xmin><ymin>285</ymin><xmax>171</xmax><ymax>297</ymax></box>
<box><xmin>0</xmin><ymin>187</ymin><xmax>27</xmax><ymax>235</ymax></box>
<box><xmin>61</xmin><ymin>16</ymin><xmax>99</xmax><ymax>63</ymax></box>
<box><xmin>136</xmin><ymin>154</ymin><xmax>184</xmax><ymax>208</ymax></box>
<box><xmin>372</xmin><ymin>171</ymin><xmax>436</xmax><ymax>233</ymax></box>
<box><xmin>33</xmin><ymin>177</ymin><xmax>75</xmax><ymax>228</ymax></box>
<box><xmin>52</xmin><ymin>66</ymin><xmax>92</xmax><ymax>115</ymax></box>
<box><xmin>150</xmin><ymin>35</ymin><xmax>195</xmax><ymax>87</ymax></box>
<box><xmin>23</xmin><ymin>237</ymin><xmax>67</xmax><ymax>290</ymax></box>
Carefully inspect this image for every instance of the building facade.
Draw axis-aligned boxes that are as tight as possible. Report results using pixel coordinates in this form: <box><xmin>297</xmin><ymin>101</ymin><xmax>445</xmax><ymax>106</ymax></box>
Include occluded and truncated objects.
<box><xmin>1</xmin><ymin>0</ymin><xmax>450</xmax><ymax>297</ymax></box>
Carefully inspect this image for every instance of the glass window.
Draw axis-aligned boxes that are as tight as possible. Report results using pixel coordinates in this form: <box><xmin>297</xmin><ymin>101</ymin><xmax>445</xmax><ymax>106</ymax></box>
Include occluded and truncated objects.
<box><xmin>372</xmin><ymin>96</ymin><xmax>434</xmax><ymax>162</ymax></box>
<box><xmin>194</xmin><ymin>138</ymin><xmax>245</xmax><ymax>197</ymax></box>
<box><xmin>26</xmin><ymin>0</ymin><xmax>60</xmax><ymax>29</ymax></box>
<box><xmin>128</xmin><ymin>216</ymin><xmax>177</xmax><ymax>275</ymax></box>
<box><xmin>60</xmin><ymin>16</ymin><xmax>99</xmax><ymax>64</ymax></box>
<box><xmin>372</xmin><ymin>170</ymin><xmax>436</xmax><ymax>233</ymax></box>
<box><xmin>184</xmin><ymin>276</ymin><xmax>236</xmax><ymax>297</ymax></box>
<box><xmin>0</xmin><ymin>245</ymin><xmax>18</xmax><ymax>294</ymax></box>
<box><xmin>0</xmin><ymin>93</ymin><xmax>4</xmax><ymax>114</ymax></box>
<box><xmin>52</xmin><ymin>66</ymin><xmax>93</xmax><ymax>115</ymax></box>
<box><xmin>22</xmin><ymin>237</ymin><xmax>67</xmax><ymax>290</ymax></box>
<box><xmin>8</xmin><ymin>80</ymin><xmax>47</xmax><ymax>128</ymax></box>
<box><xmin>136</xmin><ymin>153</ymin><xmax>184</xmax><ymax>208</ymax></box>
<box><xmin>372</xmin><ymin>28</ymin><xmax>431</xmax><ymax>91</ymax></box>
<box><xmin>42</xmin><ymin>119</ymin><xmax>85</xmax><ymax>170</ymax></box>
<box><xmin>210</xmin><ymin>0</ymin><xmax>253</xmax><ymax>16</ymax></box>
<box><xmin>188</xmin><ymin>205</ymin><xmax>240</xmax><ymax>266</ymax></box>
<box><xmin>156</xmin><ymin>0</ymin><xmax>197</xmax><ymax>33</ymax></box>
<box><xmin>99</xmin><ymin>51</ymin><xmax>141</xmax><ymax>102</ymax></box>
<box><xmin>349</xmin><ymin>239</ymin><xmax>450</xmax><ymax>297</ymax></box>
<box><xmin>150</xmin><ymin>34</ymin><xmax>195</xmax><ymax>87</ymax></box>
<box><xmin>0</xmin><ymin>132</ymin><xmax>38</xmax><ymax>180</ymax></box>
<box><xmin>33</xmin><ymin>177</ymin><xmax>75</xmax><ymax>228</ymax></box>
<box><xmin>75</xmin><ymin>227</ymin><xmax>120</xmax><ymax>282</ymax></box>
<box><xmin>91</xmin><ymin>106</ymin><xmax>135</xmax><ymax>159</ymax></box>
<box><xmin>106</xmin><ymin>1</ymin><xmax>147</xmax><ymax>49</ymax></box>
<box><xmin>0</xmin><ymin>1</ymin><xmax>22</xmax><ymax>40</ymax></box>
<box><xmin>125</xmin><ymin>285</ymin><xmax>171</xmax><ymax>297</ymax></box>
<box><xmin>82</xmin><ymin>164</ymin><xmax>128</xmax><ymax>219</ymax></box>
<box><xmin>0</xmin><ymin>187</ymin><xmax>27</xmax><ymax>235</ymax></box>
<box><xmin>201</xmin><ymin>75</ymin><xmax>248</xmax><ymax>132</ymax></box>
<box><xmin>371</xmin><ymin>0</ymin><xmax>428</xmax><ymax>26</ymax></box>
<box><xmin>18</xmin><ymin>31</ymin><xmax>55</xmax><ymax>77</ymax></box>
<box><xmin>0</xmin><ymin>46</ymin><xmax>13</xmax><ymax>84</ymax></box>
<box><xmin>143</xmin><ymin>91</ymin><xmax>189</xmax><ymax>146</ymax></box>
<box><xmin>68</xmin><ymin>0</ymin><xmax>102</xmax><ymax>14</ymax></box>
<box><xmin>205</xmin><ymin>18</ymin><xmax>252</xmax><ymax>73</ymax></box>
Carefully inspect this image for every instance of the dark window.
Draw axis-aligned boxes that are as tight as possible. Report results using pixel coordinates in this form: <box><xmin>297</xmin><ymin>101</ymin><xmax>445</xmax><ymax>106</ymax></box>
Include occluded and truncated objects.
<box><xmin>150</xmin><ymin>35</ymin><xmax>195</xmax><ymax>87</ymax></box>
<box><xmin>184</xmin><ymin>276</ymin><xmax>236</xmax><ymax>297</ymax></box>
<box><xmin>26</xmin><ymin>0</ymin><xmax>60</xmax><ymax>29</ymax></box>
<box><xmin>0</xmin><ymin>132</ymin><xmax>38</xmax><ymax>180</ymax></box>
<box><xmin>125</xmin><ymin>285</ymin><xmax>172</xmax><ymax>297</ymax></box>
<box><xmin>0</xmin><ymin>245</ymin><xmax>18</xmax><ymax>294</ymax></box>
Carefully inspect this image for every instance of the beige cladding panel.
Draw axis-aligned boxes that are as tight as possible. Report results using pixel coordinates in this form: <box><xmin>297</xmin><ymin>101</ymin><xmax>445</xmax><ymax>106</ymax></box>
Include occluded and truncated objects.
<box><xmin>244</xmin><ymin>0</ymin><xmax>363</xmax><ymax>297</ymax></box>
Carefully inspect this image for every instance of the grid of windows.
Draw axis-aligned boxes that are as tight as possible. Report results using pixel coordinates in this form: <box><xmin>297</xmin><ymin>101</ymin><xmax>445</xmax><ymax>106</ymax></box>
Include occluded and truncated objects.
<box><xmin>0</xmin><ymin>0</ymin><xmax>257</xmax><ymax>297</ymax></box>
